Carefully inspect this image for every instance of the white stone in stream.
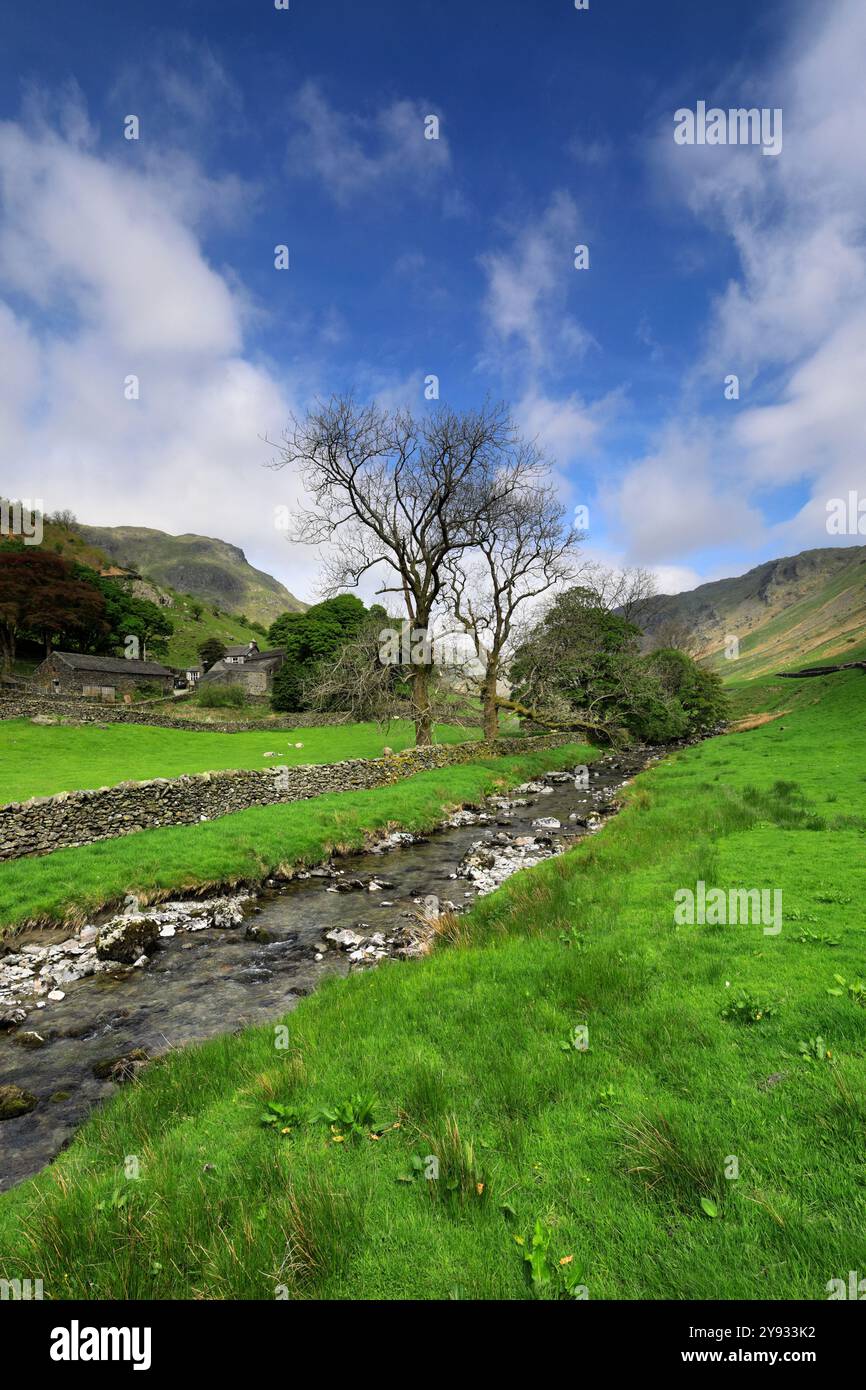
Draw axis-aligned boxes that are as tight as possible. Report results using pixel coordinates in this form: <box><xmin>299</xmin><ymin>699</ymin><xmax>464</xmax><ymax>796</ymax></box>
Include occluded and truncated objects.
<box><xmin>47</xmin><ymin>989</ymin><xmax>65</xmax><ymax>1001</ymax></box>
<box><xmin>160</xmin><ymin>925</ymin><xmax>177</xmax><ymax>938</ymax></box>
<box><xmin>325</xmin><ymin>928</ymin><xmax>365</xmax><ymax>950</ymax></box>
<box><xmin>209</xmin><ymin>899</ymin><xmax>244</xmax><ymax>929</ymax></box>
<box><xmin>48</xmin><ymin>965</ymin><xmax>83</xmax><ymax>987</ymax></box>
<box><xmin>532</xmin><ymin>817</ymin><xmax>561</xmax><ymax>830</ymax></box>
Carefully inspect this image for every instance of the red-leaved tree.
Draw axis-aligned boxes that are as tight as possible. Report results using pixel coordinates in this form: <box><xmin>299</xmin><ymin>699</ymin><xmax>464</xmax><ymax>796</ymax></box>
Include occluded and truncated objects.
<box><xmin>0</xmin><ymin>549</ymin><xmax>107</xmax><ymax>673</ymax></box>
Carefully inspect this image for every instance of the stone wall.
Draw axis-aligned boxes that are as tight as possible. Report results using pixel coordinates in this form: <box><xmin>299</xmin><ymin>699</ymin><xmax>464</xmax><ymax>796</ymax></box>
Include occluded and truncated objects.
<box><xmin>0</xmin><ymin>695</ymin><xmax>352</xmax><ymax>733</ymax></box>
<box><xmin>0</xmin><ymin>734</ymin><xmax>576</xmax><ymax>862</ymax></box>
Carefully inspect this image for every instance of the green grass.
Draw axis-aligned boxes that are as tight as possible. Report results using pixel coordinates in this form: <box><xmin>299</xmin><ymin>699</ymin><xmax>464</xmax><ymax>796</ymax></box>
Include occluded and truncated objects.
<box><xmin>0</xmin><ymin>743</ymin><xmax>592</xmax><ymax>933</ymax></box>
<box><xmin>157</xmin><ymin>592</ymin><xmax>269</xmax><ymax>669</ymax></box>
<box><xmin>2</xmin><ymin>675</ymin><xmax>865</xmax><ymax>1300</ymax></box>
<box><xmin>0</xmin><ymin>718</ymin><xmax>485</xmax><ymax>804</ymax></box>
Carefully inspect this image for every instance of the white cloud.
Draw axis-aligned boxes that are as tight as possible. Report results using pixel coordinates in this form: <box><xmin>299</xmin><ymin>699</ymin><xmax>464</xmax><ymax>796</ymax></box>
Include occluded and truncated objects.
<box><xmin>514</xmin><ymin>386</ymin><xmax>618</xmax><ymax>479</ymax></box>
<box><xmin>0</xmin><ymin>104</ymin><xmax>319</xmax><ymax>600</ymax></box>
<box><xmin>600</xmin><ymin>422</ymin><xmax>763</xmax><ymax>565</ymax></box>
<box><xmin>479</xmin><ymin>191</ymin><xmax>594</xmax><ymax>371</ymax></box>
<box><xmin>288</xmin><ymin>81</ymin><xmax>451</xmax><ymax>206</ymax></box>
<box><xmin>627</xmin><ymin>0</ymin><xmax>866</xmax><ymax>568</ymax></box>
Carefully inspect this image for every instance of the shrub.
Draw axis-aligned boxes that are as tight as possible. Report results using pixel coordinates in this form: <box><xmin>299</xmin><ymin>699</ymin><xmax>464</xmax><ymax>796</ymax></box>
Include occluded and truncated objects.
<box><xmin>195</xmin><ymin>684</ymin><xmax>247</xmax><ymax>709</ymax></box>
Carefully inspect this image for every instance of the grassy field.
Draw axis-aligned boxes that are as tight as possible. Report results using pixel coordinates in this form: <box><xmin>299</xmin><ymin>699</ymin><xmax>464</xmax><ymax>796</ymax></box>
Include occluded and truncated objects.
<box><xmin>0</xmin><ymin>718</ymin><xmax>484</xmax><ymax>804</ymax></box>
<box><xmin>1</xmin><ymin>672</ymin><xmax>864</xmax><ymax>1299</ymax></box>
<box><xmin>0</xmin><ymin>742</ymin><xmax>592</xmax><ymax>933</ymax></box>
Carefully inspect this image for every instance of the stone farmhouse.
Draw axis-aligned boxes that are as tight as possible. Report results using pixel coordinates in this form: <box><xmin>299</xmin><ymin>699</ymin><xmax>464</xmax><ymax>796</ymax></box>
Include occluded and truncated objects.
<box><xmin>32</xmin><ymin>651</ymin><xmax>176</xmax><ymax>702</ymax></box>
<box><xmin>198</xmin><ymin>641</ymin><xmax>286</xmax><ymax>696</ymax></box>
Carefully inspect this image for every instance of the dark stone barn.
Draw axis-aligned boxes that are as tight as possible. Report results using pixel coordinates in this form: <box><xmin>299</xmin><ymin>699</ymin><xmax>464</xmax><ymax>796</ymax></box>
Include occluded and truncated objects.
<box><xmin>32</xmin><ymin>651</ymin><xmax>176</xmax><ymax>702</ymax></box>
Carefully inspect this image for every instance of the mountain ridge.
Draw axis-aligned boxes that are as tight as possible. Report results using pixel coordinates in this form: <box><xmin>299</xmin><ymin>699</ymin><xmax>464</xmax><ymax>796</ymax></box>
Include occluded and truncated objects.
<box><xmin>74</xmin><ymin>524</ymin><xmax>307</xmax><ymax>628</ymax></box>
<box><xmin>641</xmin><ymin>545</ymin><xmax>866</xmax><ymax>678</ymax></box>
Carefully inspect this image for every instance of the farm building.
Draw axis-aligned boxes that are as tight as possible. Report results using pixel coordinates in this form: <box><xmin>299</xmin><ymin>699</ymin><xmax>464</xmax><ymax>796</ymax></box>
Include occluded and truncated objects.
<box><xmin>198</xmin><ymin>641</ymin><xmax>286</xmax><ymax>696</ymax></box>
<box><xmin>32</xmin><ymin>651</ymin><xmax>176</xmax><ymax>702</ymax></box>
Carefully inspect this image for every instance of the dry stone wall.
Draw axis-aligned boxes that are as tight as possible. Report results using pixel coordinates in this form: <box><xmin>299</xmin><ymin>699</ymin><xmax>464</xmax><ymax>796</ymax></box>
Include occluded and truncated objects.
<box><xmin>0</xmin><ymin>695</ymin><xmax>351</xmax><ymax>733</ymax></box>
<box><xmin>0</xmin><ymin>734</ymin><xmax>576</xmax><ymax>862</ymax></box>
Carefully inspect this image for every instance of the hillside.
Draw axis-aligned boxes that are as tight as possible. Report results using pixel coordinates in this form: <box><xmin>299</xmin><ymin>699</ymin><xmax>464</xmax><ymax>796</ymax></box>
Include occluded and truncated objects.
<box><xmin>641</xmin><ymin>545</ymin><xmax>866</xmax><ymax>678</ymax></box>
<box><xmin>1</xmin><ymin>520</ymin><xmax>274</xmax><ymax>671</ymax></box>
<box><xmin>74</xmin><ymin>524</ymin><xmax>307</xmax><ymax>628</ymax></box>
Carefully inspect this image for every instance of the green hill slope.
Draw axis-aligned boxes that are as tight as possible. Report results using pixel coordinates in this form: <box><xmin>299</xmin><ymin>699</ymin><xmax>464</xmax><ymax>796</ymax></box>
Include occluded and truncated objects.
<box><xmin>642</xmin><ymin>546</ymin><xmax>866</xmax><ymax>678</ymax></box>
<box><xmin>74</xmin><ymin>524</ymin><xmax>306</xmax><ymax>629</ymax></box>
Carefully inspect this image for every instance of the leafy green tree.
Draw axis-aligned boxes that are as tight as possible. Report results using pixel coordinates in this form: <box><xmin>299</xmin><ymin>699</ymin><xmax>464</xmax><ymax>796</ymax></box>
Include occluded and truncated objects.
<box><xmin>73</xmin><ymin>569</ymin><xmax>173</xmax><ymax>658</ymax></box>
<box><xmin>269</xmin><ymin>594</ymin><xmax>373</xmax><ymax>712</ymax></box>
<box><xmin>642</xmin><ymin>647</ymin><xmax>729</xmax><ymax>730</ymax></box>
<box><xmin>198</xmin><ymin>638</ymin><xmax>227</xmax><ymax>671</ymax></box>
<box><xmin>510</xmin><ymin>587</ymin><xmax>726</xmax><ymax>744</ymax></box>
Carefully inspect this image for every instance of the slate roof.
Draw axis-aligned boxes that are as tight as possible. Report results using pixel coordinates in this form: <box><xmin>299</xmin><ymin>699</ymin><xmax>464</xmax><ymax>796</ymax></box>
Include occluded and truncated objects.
<box><xmin>50</xmin><ymin>651</ymin><xmax>174</xmax><ymax>678</ymax></box>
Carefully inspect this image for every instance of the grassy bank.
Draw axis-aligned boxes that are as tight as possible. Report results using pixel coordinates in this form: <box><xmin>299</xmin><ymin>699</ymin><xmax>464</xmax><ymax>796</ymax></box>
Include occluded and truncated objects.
<box><xmin>0</xmin><ymin>718</ymin><xmax>484</xmax><ymax>804</ymax></box>
<box><xmin>0</xmin><ymin>742</ymin><xmax>592</xmax><ymax>933</ymax></box>
<box><xmin>1</xmin><ymin>674</ymin><xmax>864</xmax><ymax>1299</ymax></box>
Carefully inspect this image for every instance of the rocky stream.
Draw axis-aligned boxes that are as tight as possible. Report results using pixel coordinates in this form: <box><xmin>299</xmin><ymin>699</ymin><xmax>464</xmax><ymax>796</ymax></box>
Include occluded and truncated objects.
<box><xmin>0</xmin><ymin>750</ymin><xmax>656</xmax><ymax>1190</ymax></box>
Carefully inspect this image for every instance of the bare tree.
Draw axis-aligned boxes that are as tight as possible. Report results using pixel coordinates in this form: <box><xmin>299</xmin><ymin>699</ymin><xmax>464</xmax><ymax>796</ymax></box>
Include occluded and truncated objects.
<box><xmin>576</xmin><ymin>562</ymin><xmax>658</xmax><ymax>625</ymax></box>
<box><xmin>642</xmin><ymin>616</ymin><xmax>703</xmax><ymax>657</ymax></box>
<box><xmin>301</xmin><ymin>613</ymin><xmax>478</xmax><ymax>730</ymax></box>
<box><xmin>267</xmin><ymin>395</ymin><xmax>539</xmax><ymax>744</ymax></box>
<box><xmin>443</xmin><ymin>484</ymin><xmax>579</xmax><ymax>739</ymax></box>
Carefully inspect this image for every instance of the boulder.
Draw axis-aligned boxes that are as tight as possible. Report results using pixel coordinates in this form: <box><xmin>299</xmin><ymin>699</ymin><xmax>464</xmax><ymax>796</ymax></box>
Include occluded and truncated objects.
<box><xmin>92</xmin><ymin>1047</ymin><xmax>150</xmax><ymax>1084</ymax></box>
<box><xmin>0</xmin><ymin>1083</ymin><xmax>38</xmax><ymax>1119</ymax></box>
<box><xmin>210</xmin><ymin>899</ymin><xmax>245</xmax><ymax>929</ymax></box>
<box><xmin>96</xmin><ymin>917</ymin><xmax>160</xmax><ymax>964</ymax></box>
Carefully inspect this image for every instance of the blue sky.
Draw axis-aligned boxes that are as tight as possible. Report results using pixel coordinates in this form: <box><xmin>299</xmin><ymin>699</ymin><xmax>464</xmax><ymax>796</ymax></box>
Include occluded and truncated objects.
<box><xmin>1</xmin><ymin>0</ymin><xmax>864</xmax><ymax>603</ymax></box>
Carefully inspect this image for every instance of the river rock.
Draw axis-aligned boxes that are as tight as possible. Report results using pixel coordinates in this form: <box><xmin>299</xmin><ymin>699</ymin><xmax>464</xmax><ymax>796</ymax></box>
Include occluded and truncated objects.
<box><xmin>325</xmin><ymin>928</ymin><xmax>365</xmax><ymax>950</ymax></box>
<box><xmin>92</xmin><ymin>1047</ymin><xmax>150</xmax><ymax>1084</ymax></box>
<box><xmin>0</xmin><ymin>1006</ymin><xmax>27</xmax><ymax>1029</ymax></box>
<box><xmin>0</xmin><ymin>1083</ymin><xmax>38</xmax><ymax>1118</ymax></box>
<box><xmin>209</xmin><ymin>899</ymin><xmax>245</xmax><ymax>929</ymax></box>
<box><xmin>96</xmin><ymin>917</ymin><xmax>160</xmax><ymax>964</ymax></box>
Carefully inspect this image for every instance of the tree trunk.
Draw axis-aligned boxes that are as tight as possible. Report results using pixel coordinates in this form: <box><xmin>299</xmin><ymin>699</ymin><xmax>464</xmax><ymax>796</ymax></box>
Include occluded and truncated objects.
<box><xmin>0</xmin><ymin>624</ymin><xmax>15</xmax><ymax>675</ymax></box>
<box><xmin>412</xmin><ymin>664</ymin><xmax>433</xmax><ymax>746</ymax></box>
<box><xmin>481</xmin><ymin>658</ymin><xmax>500</xmax><ymax>741</ymax></box>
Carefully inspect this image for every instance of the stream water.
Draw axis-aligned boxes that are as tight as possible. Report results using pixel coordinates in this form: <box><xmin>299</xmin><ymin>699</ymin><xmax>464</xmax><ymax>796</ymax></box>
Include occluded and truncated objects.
<box><xmin>0</xmin><ymin>751</ymin><xmax>652</xmax><ymax>1191</ymax></box>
